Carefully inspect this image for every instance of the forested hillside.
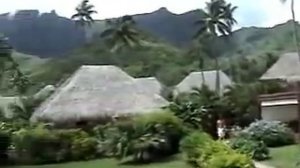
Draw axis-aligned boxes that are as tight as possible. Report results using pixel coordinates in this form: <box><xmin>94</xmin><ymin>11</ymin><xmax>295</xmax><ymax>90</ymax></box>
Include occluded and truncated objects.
<box><xmin>0</xmin><ymin>10</ymin><xmax>85</xmax><ymax>57</ymax></box>
<box><xmin>0</xmin><ymin>8</ymin><xmax>298</xmax><ymax>58</ymax></box>
<box><xmin>0</xmin><ymin>8</ymin><xmax>299</xmax><ymax>95</ymax></box>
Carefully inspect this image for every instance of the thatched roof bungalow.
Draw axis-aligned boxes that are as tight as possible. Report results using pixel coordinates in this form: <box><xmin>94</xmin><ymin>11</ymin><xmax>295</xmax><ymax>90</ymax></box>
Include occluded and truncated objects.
<box><xmin>174</xmin><ymin>70</ymin><xmax>232</xmax><ymax>94</ymax></box>
<box><xmin>259</xmin><ymin>53</ymin><xmax>300</xmax><ymax>125</ymax></box>
<box><xmin>261</xmin><ymin>52</ymin><xmax>300</xmax><ymax>82</ymax></box>
<box><xmin>31</xmin><ymin>65</ymin><xmax>168</xmax><ymax>125</ymax></box>
<box><xmin>134</xmin><ymin>77</ymin><xmax>163</xmax><ymax>95</ymax></box>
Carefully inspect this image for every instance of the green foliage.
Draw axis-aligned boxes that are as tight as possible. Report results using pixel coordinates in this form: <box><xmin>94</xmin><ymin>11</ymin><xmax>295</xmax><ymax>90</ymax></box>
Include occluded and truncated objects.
<box><xmin>170</xmin><ymin>85</ymin><xmax>227</xmax><ymax>137</ymax></box>
<box><xmin>207</xmin><ymin>153</ymin><xmax>255</xmax><ymax>168</ymax></box>
<box><xmin>194</xmin><ymin>0</ymin><xmax>237</xmax><ymax>37</ymax></box>
<box><xmin>101</xmin><ymin>16</ymin><xmax>141</xmax><ymax>52</ymax></box>
<box><xmin>224</xmin><ymin>53</ymin><xmax>279</xmax><ymax>83</ymax></box>
<box><xmin>180</xmin><ymin>132</ymin><xmax>254</xmax><ymax>168</ymax></box>
<box><xmin>239</xmin><ymin>120</ymin><xmax>295</xmax><ymax>147</ymax></box>
<box><xmin>12</xmin><ymin>125</ymin><xmax>97</xmax><ymax>164</ymax></box>
<box><xmin>229</xmin><ymin>136</ymin><xmax>269</xmax><ymax>161</ymax></box>
<box><xmin>180</xmin><ymin>132</ymin><xmax>213</xmax><ymax>166</ymax></box>
<box><xmin>94</xmin><ymin>111</ymin><xmax>186</xmax><ymax>163</ymax></box>
<box><xmin>223</xmin><ymin>81</ymin><xmax>284</xmax><ymax>127</ymax></box>
<box><xmin>71</xmin><ymin>0</ymin><xmax>97</xmax><ymax>27</ymax></box>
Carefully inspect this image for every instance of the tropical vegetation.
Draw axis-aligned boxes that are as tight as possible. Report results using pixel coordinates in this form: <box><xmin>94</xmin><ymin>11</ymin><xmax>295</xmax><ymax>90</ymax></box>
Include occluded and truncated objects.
<box><xmin>0</xmin><ymin>0</ymin><xmax>299</xmax><ymax>167</ymax></box>
<box><xmin>71</xmin><ymin>0</ymin><xmax>97</xmax><ymax>27</ymax></box>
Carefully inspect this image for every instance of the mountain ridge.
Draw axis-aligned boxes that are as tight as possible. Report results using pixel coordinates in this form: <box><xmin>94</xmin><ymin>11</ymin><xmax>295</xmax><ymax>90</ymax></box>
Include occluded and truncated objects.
<box><xmin>0</xmin><ymin>8</ymin><xmax>298</xmax><ymax>58</ymax></box>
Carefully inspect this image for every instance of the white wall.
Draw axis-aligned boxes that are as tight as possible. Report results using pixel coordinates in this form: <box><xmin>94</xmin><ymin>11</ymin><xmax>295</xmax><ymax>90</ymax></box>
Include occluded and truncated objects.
<box><xmin>261</xmin><ymin>105</ymin><xmax>298</xmax><ymax>122</ymax></box>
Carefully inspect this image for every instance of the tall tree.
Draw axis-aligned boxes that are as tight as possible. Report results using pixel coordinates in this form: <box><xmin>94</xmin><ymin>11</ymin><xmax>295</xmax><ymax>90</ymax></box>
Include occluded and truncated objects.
<box><xmin>0</xmin><ymin>37</ymin><xmax>30</xmax><ymax>95</ymax></box>
<box><xmin>101</xmin><ymin>15</ymin><xmax>141</xmax><ymax>52</ymax></box>
<box><xmin>280</xmin><ymin>0</ymin><xmax>300</xmax><ymax>60</ymax></box>
<box><xmin>187</xmin><ymin>41</ymin><xmax>207</xmax><ymax>84</ymax></box>
<box><xmin>280</xmin><ymin>0</ymin><xmax>300</xmax><ymax>142</ymax></box>
<box><xmin>71</xmin><ymin>0</ymin><xmax>97</xmax><ymax>27</ymax></box>
<box><xmin>194</xmin><ymin>0</ymin><xmax>237</xmax><ymax>94</ymax></box>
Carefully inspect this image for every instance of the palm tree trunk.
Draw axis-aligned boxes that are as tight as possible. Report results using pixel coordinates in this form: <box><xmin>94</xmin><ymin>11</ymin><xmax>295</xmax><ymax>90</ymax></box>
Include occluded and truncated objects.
<box><xmin>201</xmin><ymin>71</ymin><xmax>206</xmax><ymax>86</ymax></box>
<box><xmin>199</xmin><ymin>58</ymin><xmax>206</xmax><ymax>86</ymax></box>
<box><xmin>214</xmin><ymin>57</ymin><xmax>221</xmax><ymax>95</ymax></box>
<box><xmin>289</xmin><ymin>0</ymin><xmax>300</xmax><ymax>140</ymax></box>
<box><xmin>291</xmin><ymin>0</ymin><xmax>300</xmax><ymax>60</ymax></box>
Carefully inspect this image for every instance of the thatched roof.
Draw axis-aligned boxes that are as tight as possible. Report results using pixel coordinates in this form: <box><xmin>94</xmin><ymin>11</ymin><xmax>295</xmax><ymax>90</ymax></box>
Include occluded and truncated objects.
<box><xmin>134</xmin><ymin>77</ymin><xmax>163</xmax><ymax>95</ymax></box>
<box><xmin>33</xmin><ymin>85</ymin><xmax>55</xmax><ymax>101</ymax></box>
<box><xmin>174</xmin><ymin>70</ymin><xmax>232</xmax><ymax>94</ymax></box>
<box><xmin>31</xmin><ymin>65</ymin><xmax>168</xmax><ymax>123</ymax></box>
<box><xmin>260</xmin><ymin>52</ymin><xmax>300</xmax><ymax>82</ymax></box>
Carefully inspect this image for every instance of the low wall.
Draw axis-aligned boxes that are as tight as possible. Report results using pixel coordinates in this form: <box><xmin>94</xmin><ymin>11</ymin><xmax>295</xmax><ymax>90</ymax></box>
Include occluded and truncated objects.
<box><xmin>261</xmin><ymin>104</ymin><xmax>298</xmax><ymax>122</ymax></box>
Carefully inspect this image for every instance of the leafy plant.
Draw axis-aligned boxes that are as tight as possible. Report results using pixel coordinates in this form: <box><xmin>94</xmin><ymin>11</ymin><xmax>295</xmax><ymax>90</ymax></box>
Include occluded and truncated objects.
<box><xmin>12</xmin><ymin>126</ymin><xmax>98</xmax><ymax>164</ymax></box>
<box><xmin>207</xmin><ymin>152</ymin><xmax>255</xmax><ymax>168</ymax></box>
<box><xmin>101</xmin><ymin>15</ymin><xmax>141</xmax><ymax>52</ymax></box>
<box><xmin>229</xmin><ymin>136</ymin><xmax>269</xmax><ymax>161</ymax></box>
<box><xmin>94</xmin><ymin>111</ymin><xmax>186</xmax><ymax>163</ymax></box>
<box><xmin>180</xmin><ymin>132</ymin><xmax>254</xmax><ymax>168</ymax></box>
<box><xmin>240</xmin><ymin>120</ymin><xmax>295</xmax><ymax>147</ymax></box>
<box><xmin>180</xmin><ymin>132</ymin><xmax>213</xmax><ymax>166</ymax></box>
<box><xmin>71</xmin><ymin>0</ymin><xmax>97</xmax><ymax>27</ymax></box>
<box><xmin>170</xmin><ymin>85</ymin><xmax>227</xmax><ymax>137</ymax></box>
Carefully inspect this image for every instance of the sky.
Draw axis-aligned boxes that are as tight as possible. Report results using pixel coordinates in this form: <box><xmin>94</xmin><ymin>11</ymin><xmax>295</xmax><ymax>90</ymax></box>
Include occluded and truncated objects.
<box><xmin>0</xmin><ymin>0</ymin><xmax>299</xmax><ymax>28</ymax></box>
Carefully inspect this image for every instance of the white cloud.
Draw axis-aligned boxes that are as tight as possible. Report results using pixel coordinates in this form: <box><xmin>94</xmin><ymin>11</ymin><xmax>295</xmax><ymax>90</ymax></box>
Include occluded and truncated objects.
<box><xmin>0</xmin><ymin>0</ymin><xmax>299</xmax><ymax>27</ymax></box>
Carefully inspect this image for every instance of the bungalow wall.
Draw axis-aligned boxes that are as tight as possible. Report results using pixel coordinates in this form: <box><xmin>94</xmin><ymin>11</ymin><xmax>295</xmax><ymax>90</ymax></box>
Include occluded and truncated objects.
<box><xmin>260</xmin><ymin>92</ymin><xmax>299</xmax><ymax>122</ymax></box>
<box><xmin>261</xmin><ymin>104</ymin><xmax>298</xmax><ymax>122</ymax></box>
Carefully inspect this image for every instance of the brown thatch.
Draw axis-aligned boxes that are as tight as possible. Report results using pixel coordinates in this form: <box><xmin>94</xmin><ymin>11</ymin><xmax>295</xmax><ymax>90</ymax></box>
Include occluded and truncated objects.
<box><xmin>174</xmin><ymin>70</ymin><xmax>232</xmax><ymax>94</ymax></box>
<box><xmin>134</xmin><ymin>77</ymin><xmax>163</xmax><ymax>95</ymax></box>
<box><xmin>260</xmin><ymin>52</ymin><xmax>300</xmax><ymax>82</ymax></box>
<box><xmin>33</xmin><ymin>85</ymin><xmax>56</xmax><ymax>101</ymax></box>
<box><xmin>31</xmin><ymin>65</ymin><xmax>168</xmax><ymax>124</ymax></box>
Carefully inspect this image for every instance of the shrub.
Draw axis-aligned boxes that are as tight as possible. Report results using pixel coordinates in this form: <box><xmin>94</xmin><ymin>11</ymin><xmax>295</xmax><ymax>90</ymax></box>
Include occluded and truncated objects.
<box><xmin>229</xmin><ymin>136</ymin><xmax>269</xmax><ymax>161</ymax></box>
<box><xmin>180</xmin><ymin>132</ymin><xmax>213</xmax><ymax>166</ymax></box>
<box><xmin>94</xmin><ymin>111</ymin><xmax>187</xmax><ymax>163</ymax></box>
<box><xmin>180</xmin><ymin>132</ymin><xmax>254</xmax><ymax>168</ymax></box>
<box><xmin>12</xmin><ymin>125</ymin><xmax>62</xmax><ymax>164</ymax></box>
<box><xmin>240</xmin><ymin>120</ymin><xmax>294</xmax><ymax>147</ymax></box>
<box><xmin>12</xmin><ymin>125</ymin><xmax>97</xmax><ymax>164</ymax></box>
<box><xmin>56</xmin><ymin>129</ymin><xmax>98</xmax><ymax>161</ymax></box>
<box><xmin>207</xmin><ymin>153</ymin><xmax>255</xmax><ymax>168</ymax></box>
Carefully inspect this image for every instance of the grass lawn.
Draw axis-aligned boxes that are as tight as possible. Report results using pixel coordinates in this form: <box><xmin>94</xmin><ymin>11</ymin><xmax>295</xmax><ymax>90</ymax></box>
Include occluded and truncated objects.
<box><xmin>7</xmin><ymin>156</ymin><xmax>189</xmax><ymax>168</ymax></box>
<box><xmin>263</xmin><ymin>145</ymin><xmax>300</xmax><ymax>168</ymax></box>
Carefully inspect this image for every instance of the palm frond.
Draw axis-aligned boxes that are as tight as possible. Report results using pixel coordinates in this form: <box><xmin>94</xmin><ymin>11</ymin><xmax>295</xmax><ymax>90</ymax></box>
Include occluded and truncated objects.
<box><xmin>100</xmin><ymin>29</ymin><xmax>115</xmax><ymax>38</ymax></box>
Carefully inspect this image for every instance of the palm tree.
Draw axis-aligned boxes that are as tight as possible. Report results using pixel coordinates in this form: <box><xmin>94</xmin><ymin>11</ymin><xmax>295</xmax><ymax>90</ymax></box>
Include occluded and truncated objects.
<box><xmin>280</xmin><ymin>0</ymin><xmax>300</xmax><ymax>142</ymax></box>
<box><xmin>188</xmin><ymin>42</ymin><xmax>206</xmax><ymax>84</ymax></box>
<box><xmin>280</xmin><ymin>0</ymin><xmax>300</xmax><ymax>59</ymax></box>
<box><xmin>194</xmin><ymin>0</ymin><xmax>237</xmax><ymax>94</ymax></box>
<box><xmin>100</xmin><ymin>15</ymin><xmax>141</xmax><ymax>52</ymax></box>
<box><xmin>71</xmin><ymin>0</ymin><xmax>97</xmax><ymax>27</ymax></box>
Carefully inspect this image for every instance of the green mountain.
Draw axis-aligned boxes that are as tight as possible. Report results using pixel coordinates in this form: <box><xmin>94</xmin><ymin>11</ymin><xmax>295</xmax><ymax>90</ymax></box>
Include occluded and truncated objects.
<box><xmin>220</xmin><ymin>20</ymin><xmax>297</xmax><ymax>57</ymax></box>
<box><xmin>88</xmin><ymin>8</ymin><xmax>203</xmax><ymax>47</ymax></box>
<box><xmin>4</xmin><ymin>17</ymin><xmax>300</xmax><ymax>96</ymax></box>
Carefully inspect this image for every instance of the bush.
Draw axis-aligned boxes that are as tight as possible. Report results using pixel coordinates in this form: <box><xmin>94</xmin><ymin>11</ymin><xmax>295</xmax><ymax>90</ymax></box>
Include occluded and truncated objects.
<box><xmin>94</xmin><ymin>111</ymin><xmax>187</xmax><ymax>163</ymax></box>
<box><xmin>207</xmin><ymin>153</ymin><xmax>255</xmax><ymax>168</ymax></box>
<box><xmin>12</xmin><ymin>125</ymin><xmax>97</xmax><ymax>164</ymax></box>
<box><xmin>240</xmin><ymin>120</ymin><xmax>294</xmax><ymax>147</ymax></box>
<box><xmin>180</xmin><ymin>132</ymin><xmax>254</xmax><ymax>168</ymax></box>
<box><xmin>180</xmin><ymin>132</ymin><xmax>213</xmax><ymax>166</ymax></box>
<box><xmin>56</xmin><ymin>129</ymin><xmax>98</xmax><ymax>161</ymax></box>
<box><xmin>229</xmin><ymin>136</ymin><xmax>269</xmax><ymax>161</ymax></box>
<box><xmin>12</xmin><ymin>125</ymin><xmax>62</xmax><ymax>164</ymax></box>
